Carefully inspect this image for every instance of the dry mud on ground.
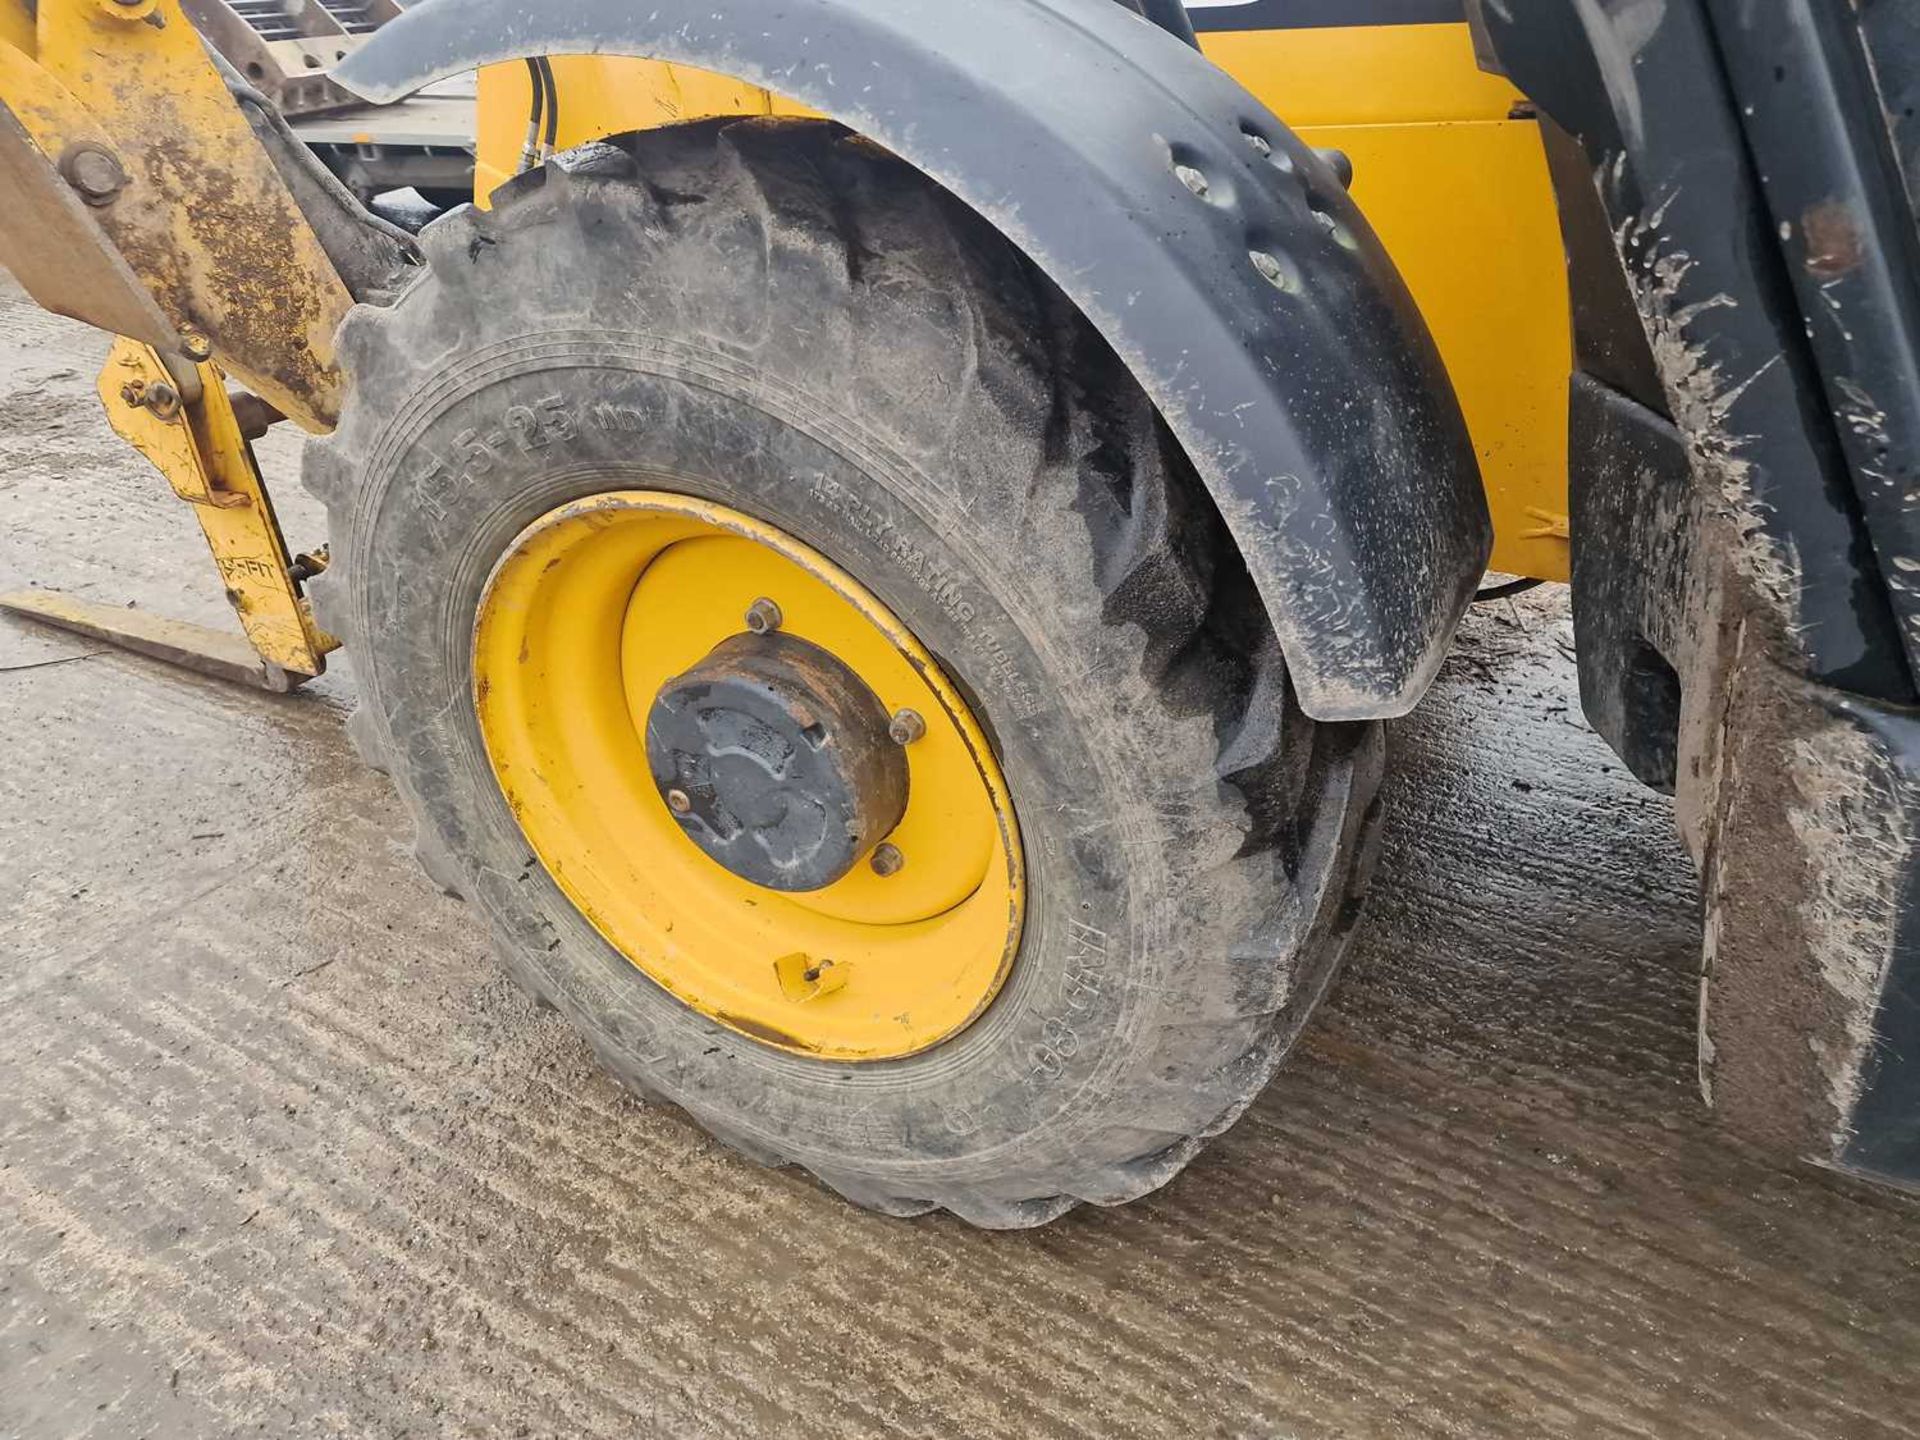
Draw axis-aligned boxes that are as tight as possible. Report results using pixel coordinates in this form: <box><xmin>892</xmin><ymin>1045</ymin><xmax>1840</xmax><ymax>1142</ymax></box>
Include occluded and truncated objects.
<box><xmin>2</xmin><ymin>278</ymin><xmax>1917</xmax><ymax>1438</ymax></box>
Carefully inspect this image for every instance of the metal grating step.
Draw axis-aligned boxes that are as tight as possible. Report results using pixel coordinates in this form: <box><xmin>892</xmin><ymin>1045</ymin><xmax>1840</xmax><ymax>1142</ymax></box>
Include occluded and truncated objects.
<box><xmin>316</xmin><ymin>0</ymin><xmax>380</xmax><ymax>33</ymax></box>
<box><xmin>229</xmin><ymin>0</ymin><xmax>299</xmax><ymax>39</ymax></box>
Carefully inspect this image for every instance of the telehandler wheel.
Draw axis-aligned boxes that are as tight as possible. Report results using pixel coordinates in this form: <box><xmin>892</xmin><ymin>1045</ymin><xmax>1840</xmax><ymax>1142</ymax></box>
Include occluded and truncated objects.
<box><xmin>304</xmin><ymin>120</ymin><xmax>1384</xmax><ymax>1227</ymax></box>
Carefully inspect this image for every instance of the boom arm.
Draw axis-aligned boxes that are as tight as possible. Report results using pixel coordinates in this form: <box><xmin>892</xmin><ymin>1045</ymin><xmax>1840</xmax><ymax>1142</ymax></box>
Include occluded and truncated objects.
<box><xmin>0</xmin><ymin>0</ymin><xmax>369</xmax><ymax>683</ymax></box>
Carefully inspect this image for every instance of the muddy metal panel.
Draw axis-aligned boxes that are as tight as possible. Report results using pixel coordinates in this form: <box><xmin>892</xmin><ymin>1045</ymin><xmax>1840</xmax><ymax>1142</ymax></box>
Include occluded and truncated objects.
<box><xmin>337</xmin><ymin>0</ymin><xmax>1493</xmax><ymax>724</ymax></box>
<box><xmin>1485</xmin><ymin>0</ymin><xmax>1920</xmax><ymax>1184</ymax></box>
<box><xmin>1707</xmin><ymin>0</ymin><xmax>1920</xmax><ymax>683</ymax></box>
<box><xmin>1829</xmin><ymin>695</ymin><xmax>1920</xmax><ymax>1185</ymax></box>
<box><xmin>1484</xmin><ymin>0</ymin><xmax>1913</xmax><ymax>703</ymax></box>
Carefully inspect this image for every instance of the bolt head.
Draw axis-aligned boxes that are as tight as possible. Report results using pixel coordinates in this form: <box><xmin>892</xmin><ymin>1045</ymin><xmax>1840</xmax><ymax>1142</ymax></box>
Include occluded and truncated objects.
<box><xmin>142</xmin><ymin>380</ymin><xmax>181</xmax><ymax>419</ymax></box>
<box><xmin>744</xmin><ymin>597</ymin><xmax>783</xmax><ymax>635</ymax></box>
<box><xmin>869</xmin><ymin>842</ymin><xmax>905</xmax><ymax>878</ymax></box>
<box><xmin>1250</xmin><ymin>135</ymin><xmax>1296</xmax><ymax>176</ymax></box>
<box><xmin>887</xmin><ymin>708</ymin><xmax>926</xmax><ymax>746</ymax></box>
<box><xmin>665</xmin><ymin>787</ymin><xmax>692</xmax><ymax>815</ymax></box>
<box><xmin>180</xmin><ymin>331</ymin><xmax>213</xmax><ymax>362</ymax></box>
<box><xmin>1249</xmin><ymin>249</ymin><xmax>1296</xmax><ymax>294</ymax></box>
<box><xmin>60</xmin><ymin>144</ymin><xmax>126</xmax><ymax>204</ymax></box>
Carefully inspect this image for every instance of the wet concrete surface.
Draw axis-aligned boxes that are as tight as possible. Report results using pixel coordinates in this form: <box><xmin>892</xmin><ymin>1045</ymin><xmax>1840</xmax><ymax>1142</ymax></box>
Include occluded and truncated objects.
<box><xmin>2</xmin><ymin>276</ymin><xmax>1918</xmax><ymax>1438</ymax></box>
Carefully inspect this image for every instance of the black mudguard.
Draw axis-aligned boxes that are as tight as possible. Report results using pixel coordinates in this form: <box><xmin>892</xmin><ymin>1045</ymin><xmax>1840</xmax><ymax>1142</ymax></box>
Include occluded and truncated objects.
<box><xmin>335</xmin><ymin>0</ymin><xmax>1490</xmax><ymax>723</ymax></box>
<box><xmin>1483</xmin><ymin>1</ymin><xmax>1920</xmax><ymax>1188</ymax></box>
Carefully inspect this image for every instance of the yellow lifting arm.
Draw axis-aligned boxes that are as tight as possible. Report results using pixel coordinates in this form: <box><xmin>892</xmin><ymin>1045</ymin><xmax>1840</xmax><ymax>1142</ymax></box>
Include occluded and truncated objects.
<box><xmin>0</xmin><ymin>339</ymin><xmax>339</xmax><ymax>687</ymax></box>
<box><xmin>0</xmin><ymin>0</ymin><xmax>353</xmax><ymax>686</ymax></box>
<box><xmin>0</xmin><ymin>0</ymin><xmax>352</xmax><ymax>430</ymax></box>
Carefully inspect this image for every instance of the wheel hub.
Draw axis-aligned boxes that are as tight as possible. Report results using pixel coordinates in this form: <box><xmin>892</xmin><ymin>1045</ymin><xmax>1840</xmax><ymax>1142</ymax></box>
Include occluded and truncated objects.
<box><xmin>647</xmin><ymin>630</ymin><xmax>909</xmax><ymax>891</ymax></box>
<box><xmin>468</xmin><ymin>491</ymin><xmax>1024</xmax><ymax>1061</ymax></box>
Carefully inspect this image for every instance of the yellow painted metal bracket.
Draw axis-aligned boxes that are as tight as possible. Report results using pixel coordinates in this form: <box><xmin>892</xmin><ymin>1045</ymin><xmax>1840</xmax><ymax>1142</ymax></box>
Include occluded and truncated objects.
<box><xmin>0</xmin><ymin>0</ymin><xmax>351</xmax><ymax>686</ymax></box>
<box><xmin>0</xmin><ymin>0</ymin><xmax>352</xmax><ymax>430</ymax></box>
<box><xmin>105</xmin><ymin>338</ymin><xmax>337</xmax><ymax>678</ymax></box>
<box><xmin>0</xmin><ymin>338</ymin><xmax>338</xmax><ymax>691</ymax></box>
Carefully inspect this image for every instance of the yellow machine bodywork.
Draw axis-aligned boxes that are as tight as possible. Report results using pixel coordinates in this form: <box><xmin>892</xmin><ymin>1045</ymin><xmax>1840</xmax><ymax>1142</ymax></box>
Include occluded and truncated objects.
<box><xmin>0</xmin><ymin>0</ymin><xmax>351</xmax><ymax>430</ymax></box>
<box><xmin>0</xmin><ymin>0</ymin><xmax>346</xmax><ymax>684</ymax></box>
<box><xmin>0</xmin><ymin>1</ymin><xmax>1574</xmax><ymax>1129</ymax></box>
<box><xmin>474</xmin><ymin>22</ymin><xmax>1572</xmax><ymax>582</ymax></box>
<box><xmin>0</xmin><ymin>1</ymin><xmax>1565</xmax><ymax>702</ymax></box>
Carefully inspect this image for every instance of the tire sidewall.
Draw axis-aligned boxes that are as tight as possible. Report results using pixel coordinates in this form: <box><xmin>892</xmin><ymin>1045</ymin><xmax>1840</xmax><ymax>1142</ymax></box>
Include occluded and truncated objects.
<box><xmin>346</xmin><ymin>341</ymin><xmax>1227</xmax><ymax>1185</ymax></box>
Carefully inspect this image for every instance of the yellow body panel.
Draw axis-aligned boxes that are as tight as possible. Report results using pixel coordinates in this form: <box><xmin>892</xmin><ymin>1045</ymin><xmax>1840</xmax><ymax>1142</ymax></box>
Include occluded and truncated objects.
<box><xmin>1297</xmin><ymin>118</ymin><xmax>1571</xmax><ymax>581</ymax></box>
<box><xmin>473</xmin><ymin>21</ymin><xmax>1571</xmax><ymax>580</ymax></box>
<box><xmin>475</xmin><ymin>57</ymin><xmax>814</xmax><ymax>203</ymax></box>
<box><xmin>1198</xmin><ymin>22</ymin><xmax>1518</xmax><ymax>125</ymax></box>
<box><xmin>1209</xmin><ymin>23</ymin><xmax>1571</xmax><ymax>581</ymax></box>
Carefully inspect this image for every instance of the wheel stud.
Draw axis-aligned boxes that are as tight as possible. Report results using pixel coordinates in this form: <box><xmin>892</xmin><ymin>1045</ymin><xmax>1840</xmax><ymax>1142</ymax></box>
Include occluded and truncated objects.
<box><xmin>888</xmin><ymin>708</ymin><xmax>925</xmax><ymax>746</ymax></box>
<box><xmin>665</xmin><ymin>787</ymin><xmax>692</xmax><ymax>815</ymax></box>
<box><xmin>870</xmin><ymin>842</ymin><xmax>905</xmax><ymax>877</ymax></box>
<box><xmin>744</xmin><ymin>597</ymin><xmax>783</xmax><ymax>635</ymax></box>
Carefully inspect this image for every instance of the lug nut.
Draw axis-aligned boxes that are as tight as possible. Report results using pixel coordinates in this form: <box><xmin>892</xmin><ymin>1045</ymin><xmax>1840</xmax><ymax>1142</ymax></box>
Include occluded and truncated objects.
<box><xmin>869</xmin><ymin>842</ymin><xmax>904</xmax><ymax>878</ymax></box>
<box><xmin>665</xmin><ymin>787</ymin><xmax>692</xmax><ymax>815</ymax></box>
<box><xmin>744</xmin><ymin>597</ymin><xmax>783</xmax><ymax>635</ymax></box>
<box><xmin>1173</xmin><ymin>163</ymin><xmax>1210</xmax><ymax>198</ymax></box>
<box><xmin>887</xmin><ymin>708</ymin><xmax>925</xmax><ymax>746</ymax></box>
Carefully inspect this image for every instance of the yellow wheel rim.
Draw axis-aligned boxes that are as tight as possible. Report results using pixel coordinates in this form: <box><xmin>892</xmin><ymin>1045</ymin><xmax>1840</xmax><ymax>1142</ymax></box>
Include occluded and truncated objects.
<box><xmin>472</xmin><ymin>491</ymin><xmax>1025</xmax><ymax>1061</ymax></box>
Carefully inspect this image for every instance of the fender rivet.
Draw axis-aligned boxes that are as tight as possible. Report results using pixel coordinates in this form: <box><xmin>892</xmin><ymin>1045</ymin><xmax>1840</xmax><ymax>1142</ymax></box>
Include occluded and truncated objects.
<box><xmin>665</xmin><ymin>788</ymin><xmax>692</xmax><ymax>815</ymax></box>
<box><xmin>1244</xmin><ymin>129</ymin><xmax>1295</xmax><ymax>175</ymax></box>
<box><xmin>1249</xmin><ymin>249</ymin><xmax>1296</xmax><ymax>294</ymax></box>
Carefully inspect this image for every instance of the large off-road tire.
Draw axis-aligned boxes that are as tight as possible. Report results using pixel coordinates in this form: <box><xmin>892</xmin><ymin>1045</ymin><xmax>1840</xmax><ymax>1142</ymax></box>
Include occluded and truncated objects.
<box><xmin>304</xmin><ymin>120</ymin><xmax>1384</xmax><ymax>1227</ymax></box>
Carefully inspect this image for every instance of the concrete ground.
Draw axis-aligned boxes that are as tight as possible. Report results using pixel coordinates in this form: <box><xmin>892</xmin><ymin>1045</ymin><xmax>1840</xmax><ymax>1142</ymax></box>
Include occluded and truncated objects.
<box><xmin>1</xmin><ymin>275</ymin><xmax>1917</xmax><ymax>1439</ymax></box>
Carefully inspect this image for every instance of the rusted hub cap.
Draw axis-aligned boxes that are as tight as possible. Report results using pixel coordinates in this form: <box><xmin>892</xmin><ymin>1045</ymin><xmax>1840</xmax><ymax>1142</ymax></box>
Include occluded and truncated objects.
<box><xmin>647</xmin><ymin>631</ymin><xmax>909</xmax><ymax>891</ymax></box>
